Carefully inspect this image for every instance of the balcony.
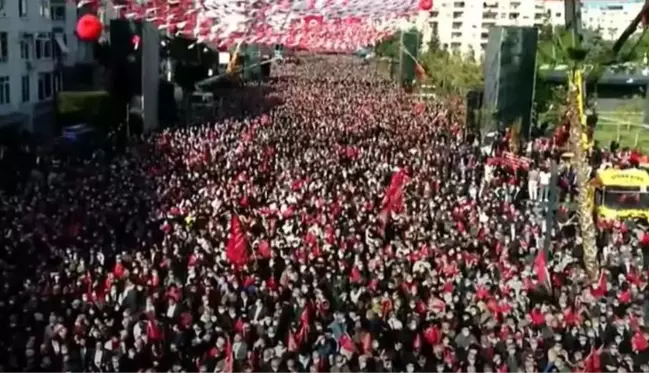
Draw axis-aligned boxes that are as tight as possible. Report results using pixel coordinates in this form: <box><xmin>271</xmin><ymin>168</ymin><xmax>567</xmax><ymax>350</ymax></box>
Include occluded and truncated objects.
<box><xmin>483</xmin><ymin>10</ymin><xmax>497</xmax><ymax>20</ymax></box>
<box><xmin>483</xmin><ymin>0</ymin><xmax>498</xmax><ymax>9</ymax></box>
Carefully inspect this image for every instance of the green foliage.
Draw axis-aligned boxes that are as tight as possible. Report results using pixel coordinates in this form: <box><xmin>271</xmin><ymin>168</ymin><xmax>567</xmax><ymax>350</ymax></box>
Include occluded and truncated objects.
<box><xmin>57</xmin><ymin>91</ymin><xmax>116</xmax><ymax>133</ymax></box>
<box><xmin>534</xmin><ymin>80</ymin><xmax>568</xmax><ymax>129</ymax></box>
<box><xmin>537</xmin><ymin>24</ymin><xmax>649</xmax><ymax>69</ymax></box>
<box><xmin>419</xmin><ymin>44</ymin><xmax>483</xmax><ymax>96</ymax></box>
<box><xmin>374</xmin><ymin>30</ymin><xmax>482</xmax><ymax>95</ymax></box>
<box><xmin>536</xmin><ymin>25</ymin><xmax>614</xmax><ymax>67</ymax></box>
<box><xmin>374</xmin><ymin>34</ymin><xmax>401</xmax><ymax>60</ymax></box>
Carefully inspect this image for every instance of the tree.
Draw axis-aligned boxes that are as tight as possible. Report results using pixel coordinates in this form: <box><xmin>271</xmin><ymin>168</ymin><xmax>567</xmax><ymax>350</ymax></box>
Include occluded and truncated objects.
<box><xmin>534</xmin><ymin>81</ymin><xmax>567</xmax><ymax>130</ymax></box>
<box><xmin>419</xmin><ymin>45</ymin><xmax>482</xmax><ymax>96</ymax></box>
<box><xmin>374</xmin><ymin>34</ymin><xmax>401</xmax><ymax>60</ymax></box>
<box><xmin>537</xmin><ymin>25</ymin><xmax>610</xmax><ymax>67</ymax></box>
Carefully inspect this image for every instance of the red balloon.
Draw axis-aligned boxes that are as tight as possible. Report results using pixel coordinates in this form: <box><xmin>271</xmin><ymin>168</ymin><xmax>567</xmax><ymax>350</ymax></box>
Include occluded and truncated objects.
<box><xmin>76</xmin><ymin>14</ymin><xmax>103</xmax><ymax>42</ymax></box>
<box><xmin>419</xmin><ymin>0</ymin><xmax>432</xmax><ymax>11</ymax></box>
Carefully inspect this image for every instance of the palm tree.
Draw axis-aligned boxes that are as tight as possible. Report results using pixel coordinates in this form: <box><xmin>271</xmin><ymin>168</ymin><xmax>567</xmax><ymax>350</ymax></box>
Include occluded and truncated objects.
<box><xmin>567</xmin><ymin>86</ymin><xmax>599</xmax><ymax>282</ymax></box>
<box><xmin>540</xmin><ymin>24</ymin><xmax>600</xmax><ymax>281</ymax></box>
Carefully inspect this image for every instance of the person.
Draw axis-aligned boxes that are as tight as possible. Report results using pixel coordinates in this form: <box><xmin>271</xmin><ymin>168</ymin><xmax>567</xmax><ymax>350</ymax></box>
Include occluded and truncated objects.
<box><xmin>0</xmin><ymin>54</ymin><xmax>646</xmax><ymax>373</ymax></box>
<box><xmin>539</xmin><ymin>167</ymin><xmax>551</xmax><ymax>202</ymax></box>
<box><xmin>528</xmin><ymin>166</ymin><xmax>539</xmax><ymax>202</ymax></box>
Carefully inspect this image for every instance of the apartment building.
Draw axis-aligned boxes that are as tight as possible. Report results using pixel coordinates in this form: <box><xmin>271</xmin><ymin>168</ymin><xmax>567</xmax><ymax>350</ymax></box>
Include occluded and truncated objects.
<box><xmin>429</xmin><ymin>0</ymin><xmax>545</xmax><ymax>58</ymax></box>
<box><xmin>543</xmin><ymin>0</ymin><xmax>645</xmax><ymax>40</ymax></box>
<box><xmin>429</xmin><ymin>0</ymin><xmax>645</xmax><ymax>59</ymax></box>
<box><xmin>0</xmin><ymin>0</ymin><xmax>92</xmax><ymax>134</ymax></box>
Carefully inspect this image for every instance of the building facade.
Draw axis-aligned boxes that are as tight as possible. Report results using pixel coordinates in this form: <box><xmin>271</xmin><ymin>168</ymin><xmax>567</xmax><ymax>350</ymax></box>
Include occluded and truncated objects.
<box><xmin>542</xmin><ymin>0</ymin><xmax>645</xmax><ymax>40</ymax></box>
<box><xmin>429</xmin><ymin>0</ymin><xmax>546</xmax><ymax>58</ymax></box>
<box><xmin>429</xmin><ymin>0</ymin><xmax>645</xmax><ymax>59</ymax></box>
<box><xmin>0</xmin><ymin>0</ymin><xmax>93</xmax><ymax>134</ymax></box>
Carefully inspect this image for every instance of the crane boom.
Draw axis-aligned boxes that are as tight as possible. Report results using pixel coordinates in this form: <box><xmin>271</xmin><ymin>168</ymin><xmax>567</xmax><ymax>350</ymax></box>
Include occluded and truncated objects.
<box><xmin>612</xmin><ymin>0</ymin><xmax>649</xmax><ymax>56</ymax></box>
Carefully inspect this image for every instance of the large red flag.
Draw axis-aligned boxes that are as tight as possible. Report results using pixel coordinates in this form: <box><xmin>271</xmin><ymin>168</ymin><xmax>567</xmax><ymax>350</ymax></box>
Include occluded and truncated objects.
<box><xmin>222</xmin><ymin>336</ymin><xmax>234</xmax><ymax>373</ymax></box>
<box><xmin>582</xmin><ymin>346</ymin><xmax>602</xmax><ymax>373</ymax></box>
<box><xmin>226</xmin><ymin>216</ymin><xmax>249</xmax><ymax>267</ymax></box>
<box><xmin>339</xmin><ymin>333</ymin><xmax>356</xmax><ymax>359</ymax></box>
<box><xmin>533</xmin><ymin>249</ymin><xmax>551</xmax><ymax>289</ymax></box>
<box><xmin>379</xmin><ymin>169</ymin><xmax>408</xmax><ymax>225</ymax></box>
<box><xmin>287</xmin><ymin>330</ymin><xmax>298</xmax><ymax>352</ymax></box>
<box><xmin>591</xmin><ymin>271</ymin><xmax>608</xmax><ymax>298</ymax></box>
<box><xmin>361</xmin><ymin>332</ymin><xmax>372</xmax><ymax>354</ymax></box>
<box><xmin>146</xmin><ymin>318</ymin><xmax>164</xmax><ymax>342</ymax></box>
<box><xmin>297</xmin><ymin>304</ymin><xmax>311</xmax><ymax>345</ymax></box>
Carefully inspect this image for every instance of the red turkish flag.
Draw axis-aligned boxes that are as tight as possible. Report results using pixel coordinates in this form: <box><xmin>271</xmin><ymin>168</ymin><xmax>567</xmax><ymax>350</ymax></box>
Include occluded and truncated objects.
<box><xmin>226</xmin><ymin>216</ymin><xmax>249</xmax><ymax>268</ymax></box>
<box><xmin>533</xmin><ymin>249</ymin><xmax>550</xmax><ymax>289</ymax></box>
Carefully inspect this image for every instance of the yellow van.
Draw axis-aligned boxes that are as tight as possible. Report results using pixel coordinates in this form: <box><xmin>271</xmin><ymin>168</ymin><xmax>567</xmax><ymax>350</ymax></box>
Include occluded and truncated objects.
<box><xmin>592</xmin><ymin>168</ymin><xmax>649</xmax><ymax>221</ymax></box>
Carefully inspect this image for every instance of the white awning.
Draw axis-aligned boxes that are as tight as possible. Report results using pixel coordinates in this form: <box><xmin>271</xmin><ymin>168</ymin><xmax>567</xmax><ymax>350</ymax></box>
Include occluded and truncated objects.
<box><xmin>54</xmin><ymin>34</ymin><xmax>69</xmax><ymax>55</ymax></box>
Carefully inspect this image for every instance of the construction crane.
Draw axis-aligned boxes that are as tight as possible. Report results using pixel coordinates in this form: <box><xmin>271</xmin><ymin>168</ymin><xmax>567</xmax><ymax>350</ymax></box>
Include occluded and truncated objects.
<box><xmin>565</xmin><ymin>0</ymin><xmax>649</xmax><ymax>281</ymax></box>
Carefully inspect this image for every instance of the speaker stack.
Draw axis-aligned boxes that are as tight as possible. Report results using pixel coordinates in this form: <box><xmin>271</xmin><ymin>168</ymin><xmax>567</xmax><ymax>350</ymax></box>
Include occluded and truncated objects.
<box><xmin>110</xmin><ymin>19</ymin><xmax>159</xmax><ymax>133</ymax></box>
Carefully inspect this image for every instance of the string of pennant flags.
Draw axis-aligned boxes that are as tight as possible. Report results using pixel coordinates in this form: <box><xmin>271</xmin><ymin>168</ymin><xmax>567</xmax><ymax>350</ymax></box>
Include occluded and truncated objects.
<box><xmin>72</xmin><ymin>0</ymin><xmax>431</xmax><ymax>51</ymax></box>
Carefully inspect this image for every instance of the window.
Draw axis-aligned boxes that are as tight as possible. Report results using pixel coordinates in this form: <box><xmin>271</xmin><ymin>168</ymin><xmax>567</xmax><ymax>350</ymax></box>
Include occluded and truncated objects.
<box><xmin>20</xmin><ymin>33</ymin><xmax>32</xmax><ymax>60</ymax></box>
<box><xmin>44</xmin><ymin>39</ymin><xmax>51</xmax><ymax>58</ymax></box>
<box><xmin>21</xmin><ymin>75</ymin><xmax>29</xmax><ymax>102</ymax></box>
<box><xmin>53</xmin><ymin>71</ymin><xmax>61</xmax><ymax>92</ymax></box>
<box><xmin>0</xmin><ymin>76</ymin><xmax>10</xmax><ymax>105</ymax></box>
<box><xmin>35</xmin><ymin>33</ymin><xmax>51</xmax><ymax>60</ymax></box>
<box><xmin>0</xmin><ymin>33</ymin><xmax>7</xmax><ymax>62</ymax></box>
<box><xmin>19</xmin><ymin>0</ymin><xmax>27</xmax><ymax>17</ymax></box>
<box><xmin>38</xmin><ymin>72</ymin><xmax>52</xmax><ymax>100</ymax></box>
<box><xmin>51</xmin><ymin>4</ymin><xmax>65</xmax><ymax>20</ymax></box>
<box><xmin>40</xmin><ymin>0</ymin><xmax>50</xmax><ymax>18</ymax></box>
<box><xmin>53</xmin><ymin>33</ymin><xmax>68</xmax><ymax>59</ymax></box>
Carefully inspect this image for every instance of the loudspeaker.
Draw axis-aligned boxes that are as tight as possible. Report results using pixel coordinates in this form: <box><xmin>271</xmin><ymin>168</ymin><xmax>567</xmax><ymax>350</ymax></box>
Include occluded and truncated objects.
<box><xmin>466</xmin><ymin>90</ymin><xmax>483</xmax><ymax>131</ymax></box>
<box><xmin>261</xmin><ymin>59</ymin><xmax>271</xmax><ymax>79</ymax></box>
<box><xmin>110</xmin><ymin>19</ymin><xmax>159</xmax><ymax>132</ymax></box>
<box><xmin>110</xmin><ymin>19</ymin><xmax>143</xmax><ymax>96</ymax></box>
<box><xmin>158</xmin><ymin>80</ymin><xmax>177</xmax><ymax>125</ymax></box>
<box><xmin>127</xmin><ymin>95</ymin><xmax>144</xmax><ymax>135</ymax></box>
<box><xmin>399</xmin><ymin>30</ymin><xmax>420</xmax><ymax>86</ymax></box>
<box><xmin>482</xmin><ymin>26</ymin><xmax>538</xmax><ymax>140</ymax></box>
<box><xmin>243</xmin><ymin>44</ymin><xmax>262</xmax><ymax>81</ymax></box>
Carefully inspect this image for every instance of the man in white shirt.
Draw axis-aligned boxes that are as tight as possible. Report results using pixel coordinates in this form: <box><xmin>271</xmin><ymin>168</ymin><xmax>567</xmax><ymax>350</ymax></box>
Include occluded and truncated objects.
<box><xmin>539</xmin><ymin>169</ymin><xmax>551</xmax><ymax>202</ymax></box>
<box><xmin>528</xmin><ymin>168</ymin><xmax>539</xmax><ymax>202</ymax></box>
<box><xmin>92</xmin><ymin>341</ymin><xmax>105</xmax><ymax>371</ymax></box>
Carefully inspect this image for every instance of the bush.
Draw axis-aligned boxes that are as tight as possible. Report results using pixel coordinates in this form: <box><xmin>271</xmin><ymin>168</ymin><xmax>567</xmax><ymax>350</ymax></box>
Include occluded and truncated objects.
<box><xmin>57</xmin><ymin>91</ymin><xmax>117</xmax><ymax>134</ymax></box>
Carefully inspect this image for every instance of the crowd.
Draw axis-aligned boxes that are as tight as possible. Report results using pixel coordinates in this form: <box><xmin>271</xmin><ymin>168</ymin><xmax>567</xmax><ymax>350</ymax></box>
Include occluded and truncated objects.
<box><xmin>0</xmin><ymin>55</ymin><xmax>648</xmax><ymax>373</ymax></box>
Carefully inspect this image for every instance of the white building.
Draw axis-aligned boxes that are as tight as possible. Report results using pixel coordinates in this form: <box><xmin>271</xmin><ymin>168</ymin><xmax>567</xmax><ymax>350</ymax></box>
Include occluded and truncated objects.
<box><xmin>543</xmin><ymin>0</ymin><xmax>645</xmax><ymax>41</ymax></box>
<box><xmin>0</xmin><ymin>0</ymin><xmax>92</xmax><ymax>134</ymax></box>
<box><xmin>429</xmin><ymin>0</ymin><xmax>546</xmax><ymax>58</ymax></box>
<box><xmin>428</xmin><ymin>0</ymin><xmax>645</xmax><ymax>59</ymax></box>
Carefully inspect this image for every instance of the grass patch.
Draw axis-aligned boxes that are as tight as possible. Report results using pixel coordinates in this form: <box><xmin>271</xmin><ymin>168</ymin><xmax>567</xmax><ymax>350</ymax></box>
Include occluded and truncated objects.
<box><xmin>57</xmin><ymin>90</ymin><xmax>116</xmax><ymax>134</ymax></box>
<box><xmin>595</xmin><ymin>111</ymin><xmax>649</xmax><ymax>152</ymax></box>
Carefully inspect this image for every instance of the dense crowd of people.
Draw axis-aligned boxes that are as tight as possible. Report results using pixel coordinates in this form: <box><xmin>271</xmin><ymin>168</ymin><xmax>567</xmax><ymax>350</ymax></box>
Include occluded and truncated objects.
<box><xmin>0</xmin><ymin>56</ymin><xmax>648</xmax><ymax>373</ymax></box>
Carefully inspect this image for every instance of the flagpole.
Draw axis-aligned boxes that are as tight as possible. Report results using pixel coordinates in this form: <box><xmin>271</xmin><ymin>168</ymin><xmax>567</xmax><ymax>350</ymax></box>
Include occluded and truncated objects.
<box><xmin>543</xmin><ymin>159</ymin><xmax>558</xmax><ymax>256</ymax></box>
<box><xmin>543</xmin><ymin>159</ymin><xmax>558</xmax><ymax>298</ymax></box>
